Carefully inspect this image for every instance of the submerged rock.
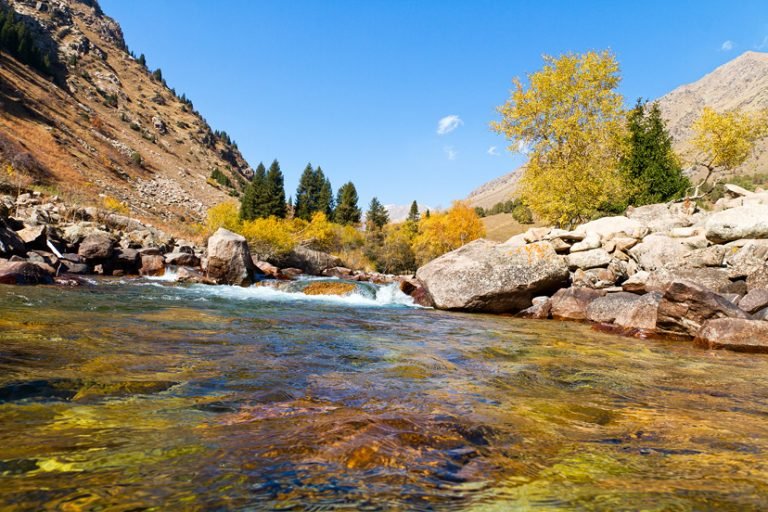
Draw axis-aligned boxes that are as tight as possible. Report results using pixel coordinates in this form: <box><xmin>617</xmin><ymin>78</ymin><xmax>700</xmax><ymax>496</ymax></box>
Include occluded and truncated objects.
<box><xmin>415</xmin><ymin>240</ymin><xmax>569</xmax><ymax>313</ymax></box>
<box><xmin>302</xmin><ymin>281</ymin><xmax>358</xmax><ymax>296</ymax></box>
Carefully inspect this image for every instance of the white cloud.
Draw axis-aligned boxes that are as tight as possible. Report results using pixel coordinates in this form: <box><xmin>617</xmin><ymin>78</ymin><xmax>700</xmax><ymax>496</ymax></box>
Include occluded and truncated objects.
<box><xmin>720</xmin><ymin>40</ymin><xmax>735</xmax><ymax>51</ymax></box>
<box><xmin>444</xmin><ymin>146</ymin><xmax>457</xmax><ymax>160</ymax></box>
<box><xmin>757</xmin><ymin>35</ymin><xmax>768</xmax><ymax>50</ymax></box>
<box><xmin>487</xmin><ymin>146</ymin><xmax>500</xmax><ymax>156</ymax></box>
<box><xmin>437</xmin><ymin>115</ymin><xmax>463</xmax><ymax>135</ymax></box>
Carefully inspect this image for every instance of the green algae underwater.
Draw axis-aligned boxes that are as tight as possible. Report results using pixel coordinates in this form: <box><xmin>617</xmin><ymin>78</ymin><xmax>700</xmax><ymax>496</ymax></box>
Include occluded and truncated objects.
<box><xmin>1</xmin><ymin>278</ymin><xmax>768</xmax><ymax>511</ymax></box>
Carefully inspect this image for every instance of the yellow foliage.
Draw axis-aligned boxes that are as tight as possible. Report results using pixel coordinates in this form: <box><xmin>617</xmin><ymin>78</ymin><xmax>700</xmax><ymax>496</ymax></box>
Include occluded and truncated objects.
<box><xmin>205</xmin><ymin>201</ymin><xmax>241</xmax><ymax>233</ymax></box>
<box><xmin>691</xmin><ymin>107</ymin><xmax>768</xmax><ymax>186</ymax></box>
<box><xmin>299</xmin><ymin>212</ymin><xmax>337</xmax><ymax>251</ymax></box>
<box><xmin>240</xmin><ymin>216</ymin><xmax>296</xmax><ymax>258</ymax></box>
<box><xmin>492</xmin><ymin>50</ymin><xmax>628</xmax><ymax>227</ymax></box>
<box><xmin>102</xmin><ymin>195</ymin><xmax>129</xmax><ymax>215</ymax></box>
<box><xmin>412</xmin><ymin>201</ymin><xmax>485</xmax><ymax>265</ymax></box>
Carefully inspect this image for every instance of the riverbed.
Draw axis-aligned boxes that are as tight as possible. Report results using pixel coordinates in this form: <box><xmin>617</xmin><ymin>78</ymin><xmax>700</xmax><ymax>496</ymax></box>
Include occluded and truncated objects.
<box><xmin>1</xmin><ymin>278</ymin><xmax>767</xmax><ymax>510</ymax></box>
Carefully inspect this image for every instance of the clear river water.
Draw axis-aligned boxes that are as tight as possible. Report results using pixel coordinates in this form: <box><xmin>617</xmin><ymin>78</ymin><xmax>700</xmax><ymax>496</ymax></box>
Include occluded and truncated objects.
<box><xmin>1</xmin><ymin>276</ymin><xmax>768</xmax><ymax>511</ymax></box>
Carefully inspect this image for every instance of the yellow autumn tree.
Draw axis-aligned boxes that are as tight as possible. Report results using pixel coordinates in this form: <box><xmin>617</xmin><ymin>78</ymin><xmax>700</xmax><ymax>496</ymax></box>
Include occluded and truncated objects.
<box><xmin>412</xmin><ymin>201</ymin><xmax>485</xmax><ymax>265</ymax></box>
<box><xmin>239</xmin><ymin>217</ymin><xmax>296</xmax><ymax>259</ymax></box>
<box><xmin>206</xmin><ymin>201</ymin><xmax>241</xmax><ymax>233</ymax></box>
<box><xmin>492</xmin><ymin>50</ymin><xmax>628</xmax><ymax>227</ymax></box>
<box><xmin>690</xmin><ymin>107</ymin><xmax>768</xmax><ymax>195</ymax></box>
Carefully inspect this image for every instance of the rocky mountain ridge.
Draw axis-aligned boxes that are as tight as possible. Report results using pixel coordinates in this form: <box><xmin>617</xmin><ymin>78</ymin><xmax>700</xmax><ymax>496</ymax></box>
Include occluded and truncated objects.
<box><xmin>468</xmin><ymin>51</ymin><xmax>768</xmax><ymax>208</ymax></box>
<box><xmin>0</xmin><ymin>0</ymin><xmax>253</xmax><ymax>236</ymax></box>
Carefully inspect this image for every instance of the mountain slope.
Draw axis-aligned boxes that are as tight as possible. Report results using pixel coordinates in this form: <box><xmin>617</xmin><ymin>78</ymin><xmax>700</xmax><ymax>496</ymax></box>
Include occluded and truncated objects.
<box><xmin>467</xmin><ymin>51</ymin><xmax>768</xmax><ymax>208</ymax></box>
<box><xmin>0</xmin><ymin>0</ymin><xmax>253</xmax><ymax>233</ymax></box>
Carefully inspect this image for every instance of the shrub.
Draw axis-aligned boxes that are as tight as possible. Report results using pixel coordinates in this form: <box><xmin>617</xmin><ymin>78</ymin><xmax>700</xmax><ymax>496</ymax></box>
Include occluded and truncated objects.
<box><xmin>240</xmin><ymin>217</ymin><xmax>296</xmax><ymax>259</ymax></box>
<box><xmin>206</xmin><ymin>201</ymin><xmax>241</xmax><ymax>234</ymax></box>
<box><xmin>102</xmin><ymin>195</ymin><xmax>129</xmax><ymax>214</ymax></box>
<box><xmin>130</xmin><ymin>151</ymin><xmax>143</xmax><ymax>167</ymax></box>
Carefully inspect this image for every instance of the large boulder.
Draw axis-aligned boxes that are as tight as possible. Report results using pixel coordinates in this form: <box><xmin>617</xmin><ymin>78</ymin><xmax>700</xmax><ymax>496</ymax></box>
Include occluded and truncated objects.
<box><xmin>656</xmin><ymin>280</ymin><xmax>749</xmax><ymax>338</ymax></box>
<box><xmin>550</xmin><ymin>287</ymin><xmax>606</xmax><ymax>321</ymax></box>
<box><xmin>16</xmin><ymin>225</ymin><xmax>47</xmax><ymax>250</ymax></box>
<box><xmin>566</xmin><ymin>248</ymin><xmax>612</xmax><ymax>270</ymax></box>
<box><xmin>0</xmin><ymin>261</ymin><xmax>53</xmax><ymax>285</ymax></box>
<box><xmin>738</xmin><ymin>288</ymin><xmax>768</xmax><ymax>314</ymax></box>
<box><xmin>270</xmin><ymin>246</ymin><xmax>342</xmax><ymax>276</ymax></box>
<box><xmin>204</xmin><ymin>228</ymin><xmax>259</xmax><ymax>286</ymax></box>
<box><xmin>628</xmin><ymin>234</ymin><xmax>703</xmax><ymax>271</ymax></box>
<box><xmin>415</xmin><ymin>240</ymin><xmax>570</xmax><ymax>313</ymax></box>
<box><xmin>140</xmin><ymin>254</ymin><xmax>165</xmax><ymax>276</ymax></box>
<box><xmin>705</xmin><ymin>205</ymin><xmax>768</xmax><ymax>244</ymax></box>
<box><xmin>164</xmin><ymin>251</ymin><xmax>200</xmax><ymax>267</ymax></box>
<box><xmin>644</xmin><ymin>268</ymin><xmax>735</xmax><ymax>294</ymax></box>
<box><xmin>694</xmin><ymin>319</ymin><xmax>768</xmax><ymax>353</ymax></box>
<box><xmin>77</xmin><ymin>232</ymin><xmax>115</xmax><ymax>261</ymax></box>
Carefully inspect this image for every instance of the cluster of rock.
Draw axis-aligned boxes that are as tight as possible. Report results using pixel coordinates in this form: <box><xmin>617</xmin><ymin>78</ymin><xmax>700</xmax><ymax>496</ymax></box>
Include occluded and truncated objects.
<box><xmin>413</xmin><ymin>186</ymin><xmax>768</xmax><ymax>353</ymax></box>
<box><xmin>0</xmin><ymin>193</ymin><xmax>395</xmax><ymax>289</ymax></box>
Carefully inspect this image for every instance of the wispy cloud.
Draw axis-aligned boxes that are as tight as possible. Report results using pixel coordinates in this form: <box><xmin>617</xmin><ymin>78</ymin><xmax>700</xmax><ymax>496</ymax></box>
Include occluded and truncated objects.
<box><xmin>437</xmin><ymin>115</ymin><xmax>463</xmax><ymax>135</ymax></box>
<box><xmin>444</xmin><ymin>146</ymin><xmax>457</xmax><ymax>160</ymax></box>
<box><xmin>487</xmin><ymin>146</ymin><xmax>500</xmax><ymax>156</ymax></box>
<box><xmin>757</xmin><ymin>35</ymin><xmax>768</xmax><ymax>50</ymax></box>
<box><xmin>720</xmin><ymin>40</ymin><xmax>735</xmax><ymax>51</ymax></box>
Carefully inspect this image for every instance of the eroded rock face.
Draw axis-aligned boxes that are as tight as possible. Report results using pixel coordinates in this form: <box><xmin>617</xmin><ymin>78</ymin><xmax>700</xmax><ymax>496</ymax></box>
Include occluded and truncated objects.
<box><xmin>738</xmin><ymin>289</ymin><xmax>768</xmax><ymax>314</ymax></box>
<box><xmin>694</xmin><ymin>319</ymin><xmax>768</xmax><ymax>353</ymax></box>
<box><xmin>204</xmin><ymin>228</ymin><xmax>258</xmax><ymax>286</ymax></box>
<box><xmin>656</xmin><ymin>280</ymin><xmax>749</xmax><ymax>338</ymax></box>
<box><xmin>614</xmin><ymin>291</ymin><xmax>662</xmax><ymax>331</ymax></box>
<box><xmin>415</xmin><ymin>240</ymin><xmax>569</xmax><ymax>313</ymax></box>
<box><xmin>705</xmin><ymin>206</ymin><xmax>768</xmax><ymax>244</ymax></box>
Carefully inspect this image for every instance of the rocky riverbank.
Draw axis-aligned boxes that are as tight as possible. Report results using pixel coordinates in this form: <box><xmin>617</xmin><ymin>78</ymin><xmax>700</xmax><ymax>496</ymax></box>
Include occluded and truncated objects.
<box><xmin>413</xmin><ymin>185</ymin><xmax>768</xmax><ymax>353</ymax></box>
<box><xmin>0</xmin><ymin>192</ymin><xmax>392</xmax><ymax>289</ymax></box>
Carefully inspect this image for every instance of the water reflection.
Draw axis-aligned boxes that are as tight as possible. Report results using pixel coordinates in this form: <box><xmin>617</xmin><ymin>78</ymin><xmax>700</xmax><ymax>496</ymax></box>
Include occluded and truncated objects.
<box><xmin>0</xmin><ymin>280</ymin><xmax>767</xmax><ymax>510</ymax></box>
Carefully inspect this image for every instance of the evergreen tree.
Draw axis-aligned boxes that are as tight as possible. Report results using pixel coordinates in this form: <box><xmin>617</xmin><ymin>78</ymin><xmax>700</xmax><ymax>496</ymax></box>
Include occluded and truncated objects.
<box><xmin>366</xmin><ymin>197</ymin><xmax>389</xmax><ymax>230</ymax></box>
<box><xmin>152</xmin><ymin>68</ymin><xmax>163</xmax><ymax>82</ymax></box>
<box><xmin>334</xmin><ymin>182</ymin><xmax>362</xmax><ymax>225</ymax></box>
<box><xmin>621</xmin><ymin>99</ymin><xmax>689</xmax><ymax>205</ymax></box>
<box><xmin>240</xmin><ymin>162</ymin><xmax>267</xmax><ymax>220</ymax></box>
<box><xmin>315</xmin><ymin>166</ymin><xmax>334</xmax><ymax>217</ymax></box>
<box><xmin>264</xmin><ymin>159</ymin><xmax>287</xmax><ymax>218</ymax></box>
<box><xmin>294</xmin><ymin>163</ymin><xmax>316</xmax><ymax>221</ymax></box>
<box><xmin>137</xmin><ymin>53</ymin><xmax>147</xmax><ymax>68</ymax></box>
<box><xmin>407</xmin><ymin>200</ymin><xmax>420</xmax><ymax>223</ymax></box>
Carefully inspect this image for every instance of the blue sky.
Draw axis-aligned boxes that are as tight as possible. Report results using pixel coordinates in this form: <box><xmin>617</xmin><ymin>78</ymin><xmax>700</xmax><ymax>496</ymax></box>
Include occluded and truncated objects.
<box><xmin>101</xmin><ymin>0</ymin><xmax>768</xmax><ymax>210</ymax></box>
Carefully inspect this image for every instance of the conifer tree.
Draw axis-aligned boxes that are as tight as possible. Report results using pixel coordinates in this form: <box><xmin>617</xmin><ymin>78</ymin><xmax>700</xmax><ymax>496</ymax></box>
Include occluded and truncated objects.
<box><xmin>240</xmin><ymin>162</ymin><xmax>266</xmax><ymax>220</ymax></box>
<box><xmin>294</xmin><ymin>163</ymin><xmax>316</xmax><ymax>221</ymax></box>
<box><xmin>366</xmin><ymin>197</ymin><xmax>389</xmax><ymax>230</ymax></box>
<box><xmin>621</xmin><ymin>100</ymin><xmax>689</xmax><ymax>205</ymax></box>
<box><xmin>315</xmin><ymin>166</ymin><xmax>334</xmax><ymax>217</ymax></box>
<box><xmin>407</xmin><ymin>200</ymin><xmax>420</xmax><ymax>223</ymax></box>
<box><xmin>264</xmin><ymin>159</ymin><xmax>287</xmax><ymax>218</ymax></box>
<box><xmin>137</xmin><ymin>53</ymin><xmax>147</xmax><ymax>68</ymax></box>
<box><xmin>334</xmin><ymin>182</ymin><xmax>362</xmax><ymax>225</ymax></box>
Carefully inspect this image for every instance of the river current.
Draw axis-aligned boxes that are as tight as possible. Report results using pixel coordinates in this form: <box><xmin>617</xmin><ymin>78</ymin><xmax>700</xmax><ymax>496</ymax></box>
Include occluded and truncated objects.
<box><xmin>1</xmin><ymin>276</ymin><xmax>768</xmax><ymax>510</ymax></box>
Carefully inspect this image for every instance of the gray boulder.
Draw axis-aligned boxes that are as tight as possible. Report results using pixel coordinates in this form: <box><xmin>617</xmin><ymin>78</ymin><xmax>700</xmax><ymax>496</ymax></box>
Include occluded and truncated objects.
<box><xmin>204</xmin><ymin>228</ymin><xmax>259</xmax><ymax>286</ymax></box>
<box><xmin>705</xmin><ymin>205</ymin><xmax>768</xmax><ymax>243</ymax></box>
<box><xmin>566</xmin><ymin>248</ymin><xmax>611</xmax><ymax>270</ymax></box>
<box><xmin>694</xmin><ymin>319</ymin><xmax>768</xmax><ymax>353</ymax></box>
<box><xmin>415</xmin><ymin>240</ymin><xmax>570</xmax><ymax>313</ymax></box>
<box><xmin>586</xmin><ymin>292</ymin><xmax>643</xmax><ymax>323</ymax></box>
<box><xmin>78</xmin><ymin>232</ymin><xmax>115</xmax><ymax>260</ymax></box>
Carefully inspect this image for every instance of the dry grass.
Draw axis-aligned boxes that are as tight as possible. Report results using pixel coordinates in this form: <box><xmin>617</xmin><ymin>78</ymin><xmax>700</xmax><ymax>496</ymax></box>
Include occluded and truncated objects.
<box><xmin>481</xmin><ymin>213</ymin><xmax>543</xmax><ymax>242</ymax></box>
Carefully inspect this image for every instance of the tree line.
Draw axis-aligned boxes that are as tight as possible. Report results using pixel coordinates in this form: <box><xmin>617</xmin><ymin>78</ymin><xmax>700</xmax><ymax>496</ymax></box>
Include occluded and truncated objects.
<box><xmin>238</xmin><ymin>160</ymin><xmax>395</xmax><ymax>230</ymax></box>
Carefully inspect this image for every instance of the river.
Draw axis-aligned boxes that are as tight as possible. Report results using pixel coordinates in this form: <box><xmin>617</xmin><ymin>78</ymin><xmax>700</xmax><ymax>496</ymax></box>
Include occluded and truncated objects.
<box><xmin>1</xmin><ymin>277</ymin><xmax>767</xmax><ymax>510</ymax></box>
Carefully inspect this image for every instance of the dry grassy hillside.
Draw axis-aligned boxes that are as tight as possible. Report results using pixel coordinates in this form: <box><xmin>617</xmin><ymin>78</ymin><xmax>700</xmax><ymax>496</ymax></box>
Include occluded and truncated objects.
<box><xmin>0</xmin><ymin>0</ymin><xmax>253</xmax><ymax>235</ymax></box>
<box><xmin>467</xmin><ymin>50</ymin><xmax>768</xmax><ymax>209</ymax></box>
